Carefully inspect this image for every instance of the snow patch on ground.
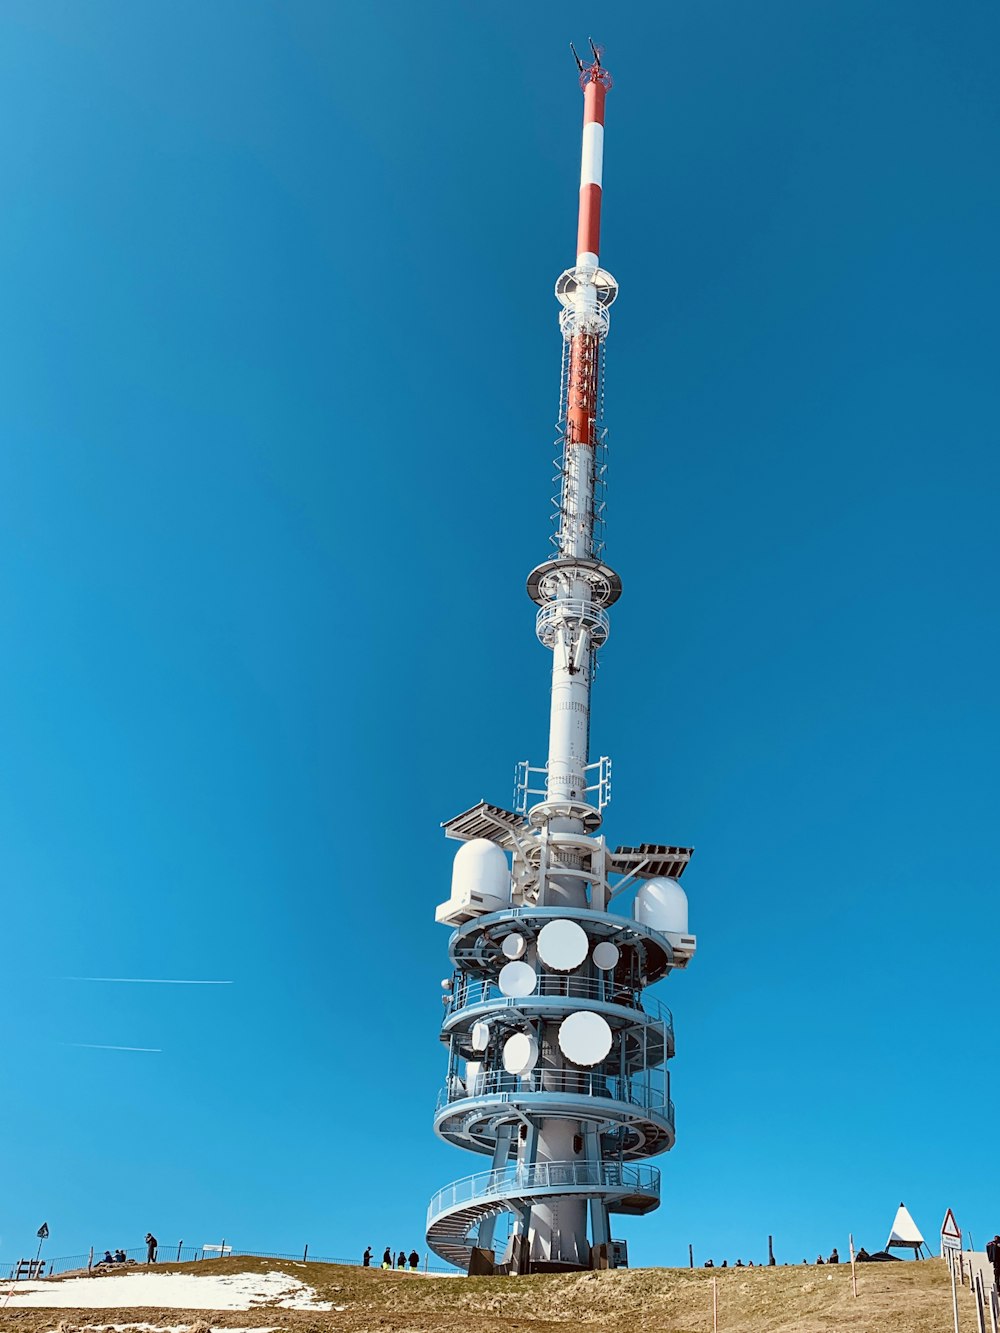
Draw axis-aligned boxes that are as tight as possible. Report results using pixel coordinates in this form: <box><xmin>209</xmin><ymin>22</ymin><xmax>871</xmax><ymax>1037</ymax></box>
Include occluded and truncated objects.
<box><xmin>44</xmin><ymin>1325</ymin><xmax>280</xmax><ymax>1333</ymax></box>
<box><xmin>3</xmin><ymin>1269</ymin><xmax>333</xmax><ymax>1311</ymax></box>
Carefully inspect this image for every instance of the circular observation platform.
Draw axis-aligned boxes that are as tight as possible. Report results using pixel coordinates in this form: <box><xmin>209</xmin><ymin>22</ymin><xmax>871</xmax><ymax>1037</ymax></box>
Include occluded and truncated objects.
<box><xmin>527</xmin><ymin>557</ymin><xmax>622</xmax><ymax>609</ymax></box>
<box><xmin>441</xmin><ymin>978</ymin><xmax>674</xmax><ymax>1069</ymax></box>
<box><xmin>426</xmin><ymin>1159</ymin><xmax>658</xmax><ymax>1271</ymax></box>
<box><xmin>433</xmin><ymin>1069</ymin><xmax>675</xmax><ymax>1160</ymax></box>
<box><xmin>555</xmin><ymin>267</ymin><xmax>619</xmax><ymax>309</ymax></box>
<box><xmin>449</xmin><ymin>906</ymin><xmax>675</xmax><ymax>987</ymax></box>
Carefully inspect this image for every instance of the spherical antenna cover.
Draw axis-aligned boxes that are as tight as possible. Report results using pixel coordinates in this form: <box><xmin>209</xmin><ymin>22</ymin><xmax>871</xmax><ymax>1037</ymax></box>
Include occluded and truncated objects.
<box><xmin>471</xmin><ymin>1020</ymin><xmax>491</xmax><ymax>1052</ymax></box>
<box><xmin>634</xmin><ymin>876</ymin><xmax>689</xmax><ymax>935</ymax></box>
<box><xmin>450</xmin><ymin>838</ymin><xmax>510</xmax><ymax>903</ymax></box>
<box><xmin>502</xmin><ymin>933</ymin><xmax>527</xmax><ymax>960</ymax></box>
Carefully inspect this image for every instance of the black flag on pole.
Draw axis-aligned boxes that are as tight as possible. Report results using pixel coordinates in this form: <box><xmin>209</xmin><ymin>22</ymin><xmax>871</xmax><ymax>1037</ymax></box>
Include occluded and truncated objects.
<box><xmin>37</xmin><ymin>1223</ymin><xmax>49</xmax><ymax>1240</ymax></box>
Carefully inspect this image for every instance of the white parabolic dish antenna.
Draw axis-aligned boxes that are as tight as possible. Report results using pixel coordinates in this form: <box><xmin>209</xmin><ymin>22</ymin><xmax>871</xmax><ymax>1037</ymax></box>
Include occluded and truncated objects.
<box><xmin>502</xmin><ymin>933</ymin><xmax>527</xmax><ymax>960</ymax></box>
<box><xmin>502</xmin><ymin>1031</ymin><xmax>539</xmax><ymax>1077</ymax></box>
<box><xmin>592</xmin><ymin>941</ymin><xmax>620</xmax><ymax>971</ymax></box>
<box><xmin>499</xmin><ymin>960</ymin><xmax>537</xmax><ymax>998</ymax></box>
<box><xmin>471</xmin><ymin>1020</ymin><xmax>491</xmax><ymax>1052</ymax></box>
<box><xmin>537</xmin><ymin>919</ymin><xmax>589</xmax><ymax>972</ymax></box>
<box><xmin>558</xmin><ymin>1010</ymin><xmax>613</xmax><ymax>1067</ymax></box>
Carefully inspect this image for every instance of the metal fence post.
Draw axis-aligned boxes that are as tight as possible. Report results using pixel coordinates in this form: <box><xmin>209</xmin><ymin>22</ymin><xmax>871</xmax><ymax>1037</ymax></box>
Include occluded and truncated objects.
<box><xmin>976</xmin><ymin>1272</ymin><xmax>988</xmax><ymax>1333</ymax></box>
<box><xmin>950</xmin><ymin>1251</ymin><xmax>960</xmax><ymax>1333</ymax></box>
<box><xmin>303</xmin><ymin>1244</ymin><xmax>309</xmax><ymax>1262</ymax></box>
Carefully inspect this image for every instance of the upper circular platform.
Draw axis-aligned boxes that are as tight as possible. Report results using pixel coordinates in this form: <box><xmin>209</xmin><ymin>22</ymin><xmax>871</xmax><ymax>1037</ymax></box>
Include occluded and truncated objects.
<box><xmin>527</xmin><ymin>557</ymin><xmax>622</xmax><ymax>609</ymax></box>
<box><xmin>555</xmin><ymin>267</ymin><xmax>619</xmax><ymax>309</ymax></box>
<box><xmin>447</xmin><ymin>905</ymin><xmax>675</xmax><ymax>987</ymax></box>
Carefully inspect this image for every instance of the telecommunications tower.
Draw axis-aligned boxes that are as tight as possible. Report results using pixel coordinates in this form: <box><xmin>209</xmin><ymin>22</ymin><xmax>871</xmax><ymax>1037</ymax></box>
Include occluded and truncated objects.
<box><xmin>427</xmin><ymin>44</ymin><xmax>697</xmax><ymax>1275</ymax></box>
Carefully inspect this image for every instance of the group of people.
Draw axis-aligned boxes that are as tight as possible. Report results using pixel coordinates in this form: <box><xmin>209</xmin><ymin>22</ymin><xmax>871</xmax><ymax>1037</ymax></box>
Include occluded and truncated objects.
<box><xmin>704</xmin><ymin>1249</ymin><xmax>841</xmax><ymax>1268</ymax></box>
<box><xmin>362</xmin><ymin>1246</ymin><xmax>421</xmax><ymax>1272</ymax></box>
<box><xmin>704</xmin><ymin>1259</ymin><xmax>767</xmax><ymax>1268</ymax></box>
<box><xmin>95</xmin><ymin>1234</ymin><xmax>158</xmax><ymax>1268</ymax></box>
<box><xmin>96</xmin><ymin>1249</ymin><xmax>131</xmax><ymax>1266</ymax></box>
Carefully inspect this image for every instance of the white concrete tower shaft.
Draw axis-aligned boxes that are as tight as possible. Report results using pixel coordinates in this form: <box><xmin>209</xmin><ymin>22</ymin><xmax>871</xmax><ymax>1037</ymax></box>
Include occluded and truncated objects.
<box><xmin>543</xmin><ymin>58</ymin><xmax>613</xmax><ymax>879</ymax></box>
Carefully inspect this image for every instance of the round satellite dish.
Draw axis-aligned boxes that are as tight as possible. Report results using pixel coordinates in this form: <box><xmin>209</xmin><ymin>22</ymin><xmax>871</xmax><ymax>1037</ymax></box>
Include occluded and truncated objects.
<box><xmin>498</xmin><ymin>960</ymin><xmax>537</xmax><ymax>998</ymax></box>
<box><xmin>471</xmin><ymin>1020</ymin><xmax>491</xmax><ymax>1052</ymax></box>
<box><xmin>537</xmin><ymin>919</ymin><xmax>589</xmax><ymax>972</ymax></box>
<box><xmin>592</xmin><ymin>941</ymin><xmax>620</xmax><ymax>971</ymax></box>
<box><xmin>502</xmin><ymin>1031</ymin><xmax>539</xmax><ymax>1077</ymax></box>
<box><xmin>558</xmin><ymin>1010</ymin><xmax>613</xmax><ymax>1067</ymax></box>
<box><xmin>502</xmin><ymin>933</ymin><xmax>527</xmax><ymax>960</ymax></box>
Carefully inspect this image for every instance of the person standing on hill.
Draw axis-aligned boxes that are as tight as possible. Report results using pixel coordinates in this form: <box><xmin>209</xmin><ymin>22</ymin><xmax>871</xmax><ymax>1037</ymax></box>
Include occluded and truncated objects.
<box><xmin>396</xmin><ymin>1250</ymin><xmax>406</xmax><ymax>1270</ymax></box>
<box><xmin>986</xmin><ymin>1235</ymin><xmax>1000</xmax><ymax>1291</ymax></box>
<box><xmin>408</xmin><ymin>1249</ymin><xmax>419</xmax><ymax>1271</ymax></box>
<box><xmin>363</xmin><ymin>1247</ymin><xmax>372</xmax><ymax>1267</ymax></box>
<box><xmin>144</xmin><ymin>1233</ymin><xmax>157</xmax><ymax>1265</ymax></box>
<box><xmin>381</xmin><ymin>1247</ymin><xmax>392</xmax><ymax>1270</ymax></box>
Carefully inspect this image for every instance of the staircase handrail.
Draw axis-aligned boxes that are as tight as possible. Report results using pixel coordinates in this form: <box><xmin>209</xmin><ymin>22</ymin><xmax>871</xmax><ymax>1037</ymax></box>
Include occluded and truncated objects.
<box><xmin>427</xmin><ymin>1159</ymin><xmax>659</xmax><ymax>1225</ymax></box>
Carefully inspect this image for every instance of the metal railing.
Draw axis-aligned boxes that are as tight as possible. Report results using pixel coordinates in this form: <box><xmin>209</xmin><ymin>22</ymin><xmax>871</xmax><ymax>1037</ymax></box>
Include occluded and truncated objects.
<box><xmin>535</xmin><ymin>599</ymin><xmax>611</xmax><ymax>650</ymax></box>
<box><xmin>447</xmin><ymin>974</ymin><xmax>672</xmax><ymax>1031</ymax></box>
<box><xmin>427</xmin><ymin>1159</ymin><xmax>659</xmax><ymax>1224</ymax></box>
<box><xmin>2</xmin><ymin>1244</ymin><xmax>456</xmax><ymax>1281</ymax></box>
<box><xmin>437</xmin><ymin>1067</ymin><xmax>674</xmax><ymax>1125</ymax></box>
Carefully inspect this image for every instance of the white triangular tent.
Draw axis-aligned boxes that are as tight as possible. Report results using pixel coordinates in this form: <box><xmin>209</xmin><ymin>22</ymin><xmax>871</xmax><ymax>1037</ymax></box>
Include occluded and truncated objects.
<box><xmin>886</xmin><ymin>1202</ymin><xmax>928</xmax><ymax>1258</ymax></box>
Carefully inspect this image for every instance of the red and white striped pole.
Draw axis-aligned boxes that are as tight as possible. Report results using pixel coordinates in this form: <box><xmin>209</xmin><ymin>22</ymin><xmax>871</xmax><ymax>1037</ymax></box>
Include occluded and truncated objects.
<box><xmin>563</xmin><ymin>50</ymin><xmax>613</xmax><ymax>482</ymax></box>
<box><xmin>576</xmin><ymin>67</ymin><xmax>608</xmax><ymax>270</ymax></box>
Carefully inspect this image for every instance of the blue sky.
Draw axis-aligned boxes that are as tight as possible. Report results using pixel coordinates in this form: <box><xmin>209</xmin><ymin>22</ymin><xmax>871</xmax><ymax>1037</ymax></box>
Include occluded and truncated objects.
<box><xmin>1</xmin><ymin>0</ymin><xmax>998</xmax><ymax>1270</ymax></box>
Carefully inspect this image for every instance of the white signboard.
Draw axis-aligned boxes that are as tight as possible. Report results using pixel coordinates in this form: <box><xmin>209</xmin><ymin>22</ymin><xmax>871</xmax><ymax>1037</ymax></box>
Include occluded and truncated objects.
<box><xmin>940</xmin><ymin>1208</ymin><xmax>961</xmax><ymax>1255</ymax></box>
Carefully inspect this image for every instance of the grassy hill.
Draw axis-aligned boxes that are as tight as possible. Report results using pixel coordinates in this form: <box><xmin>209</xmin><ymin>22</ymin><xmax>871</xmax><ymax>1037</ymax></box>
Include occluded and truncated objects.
<box><xmin>0</xmin><ymin>1253</ymin><xmax>979</xmax><ymax>1333</ymax></box>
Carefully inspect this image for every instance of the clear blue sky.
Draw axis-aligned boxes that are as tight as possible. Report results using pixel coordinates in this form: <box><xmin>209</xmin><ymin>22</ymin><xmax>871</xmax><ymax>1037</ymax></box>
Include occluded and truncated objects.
<box><xmin>1</xmin><ymin>0</ymin><xmax>998</xmax><ymax>1270</ymax></box>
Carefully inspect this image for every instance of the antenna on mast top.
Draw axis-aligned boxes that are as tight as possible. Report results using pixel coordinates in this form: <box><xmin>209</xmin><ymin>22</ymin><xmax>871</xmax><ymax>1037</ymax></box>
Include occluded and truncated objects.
<box><xmin>571</xmin><ymin>38</ymin><xmax>612</xmax><ymax>91</ymax></box>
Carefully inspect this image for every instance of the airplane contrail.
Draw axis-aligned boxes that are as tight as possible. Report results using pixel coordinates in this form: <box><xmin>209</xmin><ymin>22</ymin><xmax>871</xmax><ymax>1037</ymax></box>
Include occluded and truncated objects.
<box><xmin>66</xmin><ymin>1043</ymin><xmax>162</xmax><ymax>1053</ymax></box>
<box><xmin>64</xmin><ymin>977</ymin><xmax>233</xmax><ymax>985</ymax></box>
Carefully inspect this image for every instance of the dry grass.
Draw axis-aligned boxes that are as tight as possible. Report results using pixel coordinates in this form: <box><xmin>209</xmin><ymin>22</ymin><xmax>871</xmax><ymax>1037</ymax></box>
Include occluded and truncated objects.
<box><xmin>0</xmin><ymin>1254</ymin><xmax>982</xmax><ymax>1333</ymax></box>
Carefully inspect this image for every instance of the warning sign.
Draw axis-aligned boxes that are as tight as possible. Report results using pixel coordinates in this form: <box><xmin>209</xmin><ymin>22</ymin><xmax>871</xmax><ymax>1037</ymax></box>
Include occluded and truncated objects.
<box><xmin>940</xmin><ymin>1208</ymin><xmax>962</xmax><ymax>1254</ymax></box>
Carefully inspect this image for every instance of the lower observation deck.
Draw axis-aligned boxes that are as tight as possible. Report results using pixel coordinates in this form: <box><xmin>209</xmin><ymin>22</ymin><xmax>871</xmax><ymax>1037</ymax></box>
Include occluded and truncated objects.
<box><xmin>427</xmin><ymin>1159</ymin><xmax>659</xmax><ymax>1270</ymax></box>
<box><xmin>435</xmin><ymin>1068</ymin><xmax>675</xmax><ymax>1159</ymax></box>
<box><xmin>444</xmin><ymin>975</ymin><xmax>673</xmax><ymax>1047</ymax></box>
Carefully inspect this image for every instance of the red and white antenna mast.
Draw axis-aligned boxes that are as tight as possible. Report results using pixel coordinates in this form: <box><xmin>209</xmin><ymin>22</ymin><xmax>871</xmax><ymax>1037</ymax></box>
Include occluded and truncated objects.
<box><xmin>528</xmin><ymin>39</ymin><xmax>620</xmax><ymax>828</ymax></box>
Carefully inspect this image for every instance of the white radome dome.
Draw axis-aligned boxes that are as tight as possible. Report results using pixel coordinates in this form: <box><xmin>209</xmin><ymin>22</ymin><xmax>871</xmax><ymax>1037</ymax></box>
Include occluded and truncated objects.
<box><xmin>450</xmin><ymin>838</ymin><xmax>510</xmax><ymax>903</ymax></box>
<box><xmin>634</xmin><ymin>876</ymin><xmax>689</xmax><ymax>935</ymax></box>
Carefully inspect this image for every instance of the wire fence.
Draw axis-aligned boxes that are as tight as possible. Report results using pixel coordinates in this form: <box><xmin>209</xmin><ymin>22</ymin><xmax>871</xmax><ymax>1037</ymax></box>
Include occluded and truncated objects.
<box><xmin>2</xmin><ymin>1243</ymin><xmax>457</xmax><ymax>1281</ymax></box>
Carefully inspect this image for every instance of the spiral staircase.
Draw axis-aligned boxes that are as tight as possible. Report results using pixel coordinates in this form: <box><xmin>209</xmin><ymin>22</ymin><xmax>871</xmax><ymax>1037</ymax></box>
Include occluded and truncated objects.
<box><xmin>426</xmin><ymin>1160</ymin><xmax>660</xmax><ymax>1271</ymax></box>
